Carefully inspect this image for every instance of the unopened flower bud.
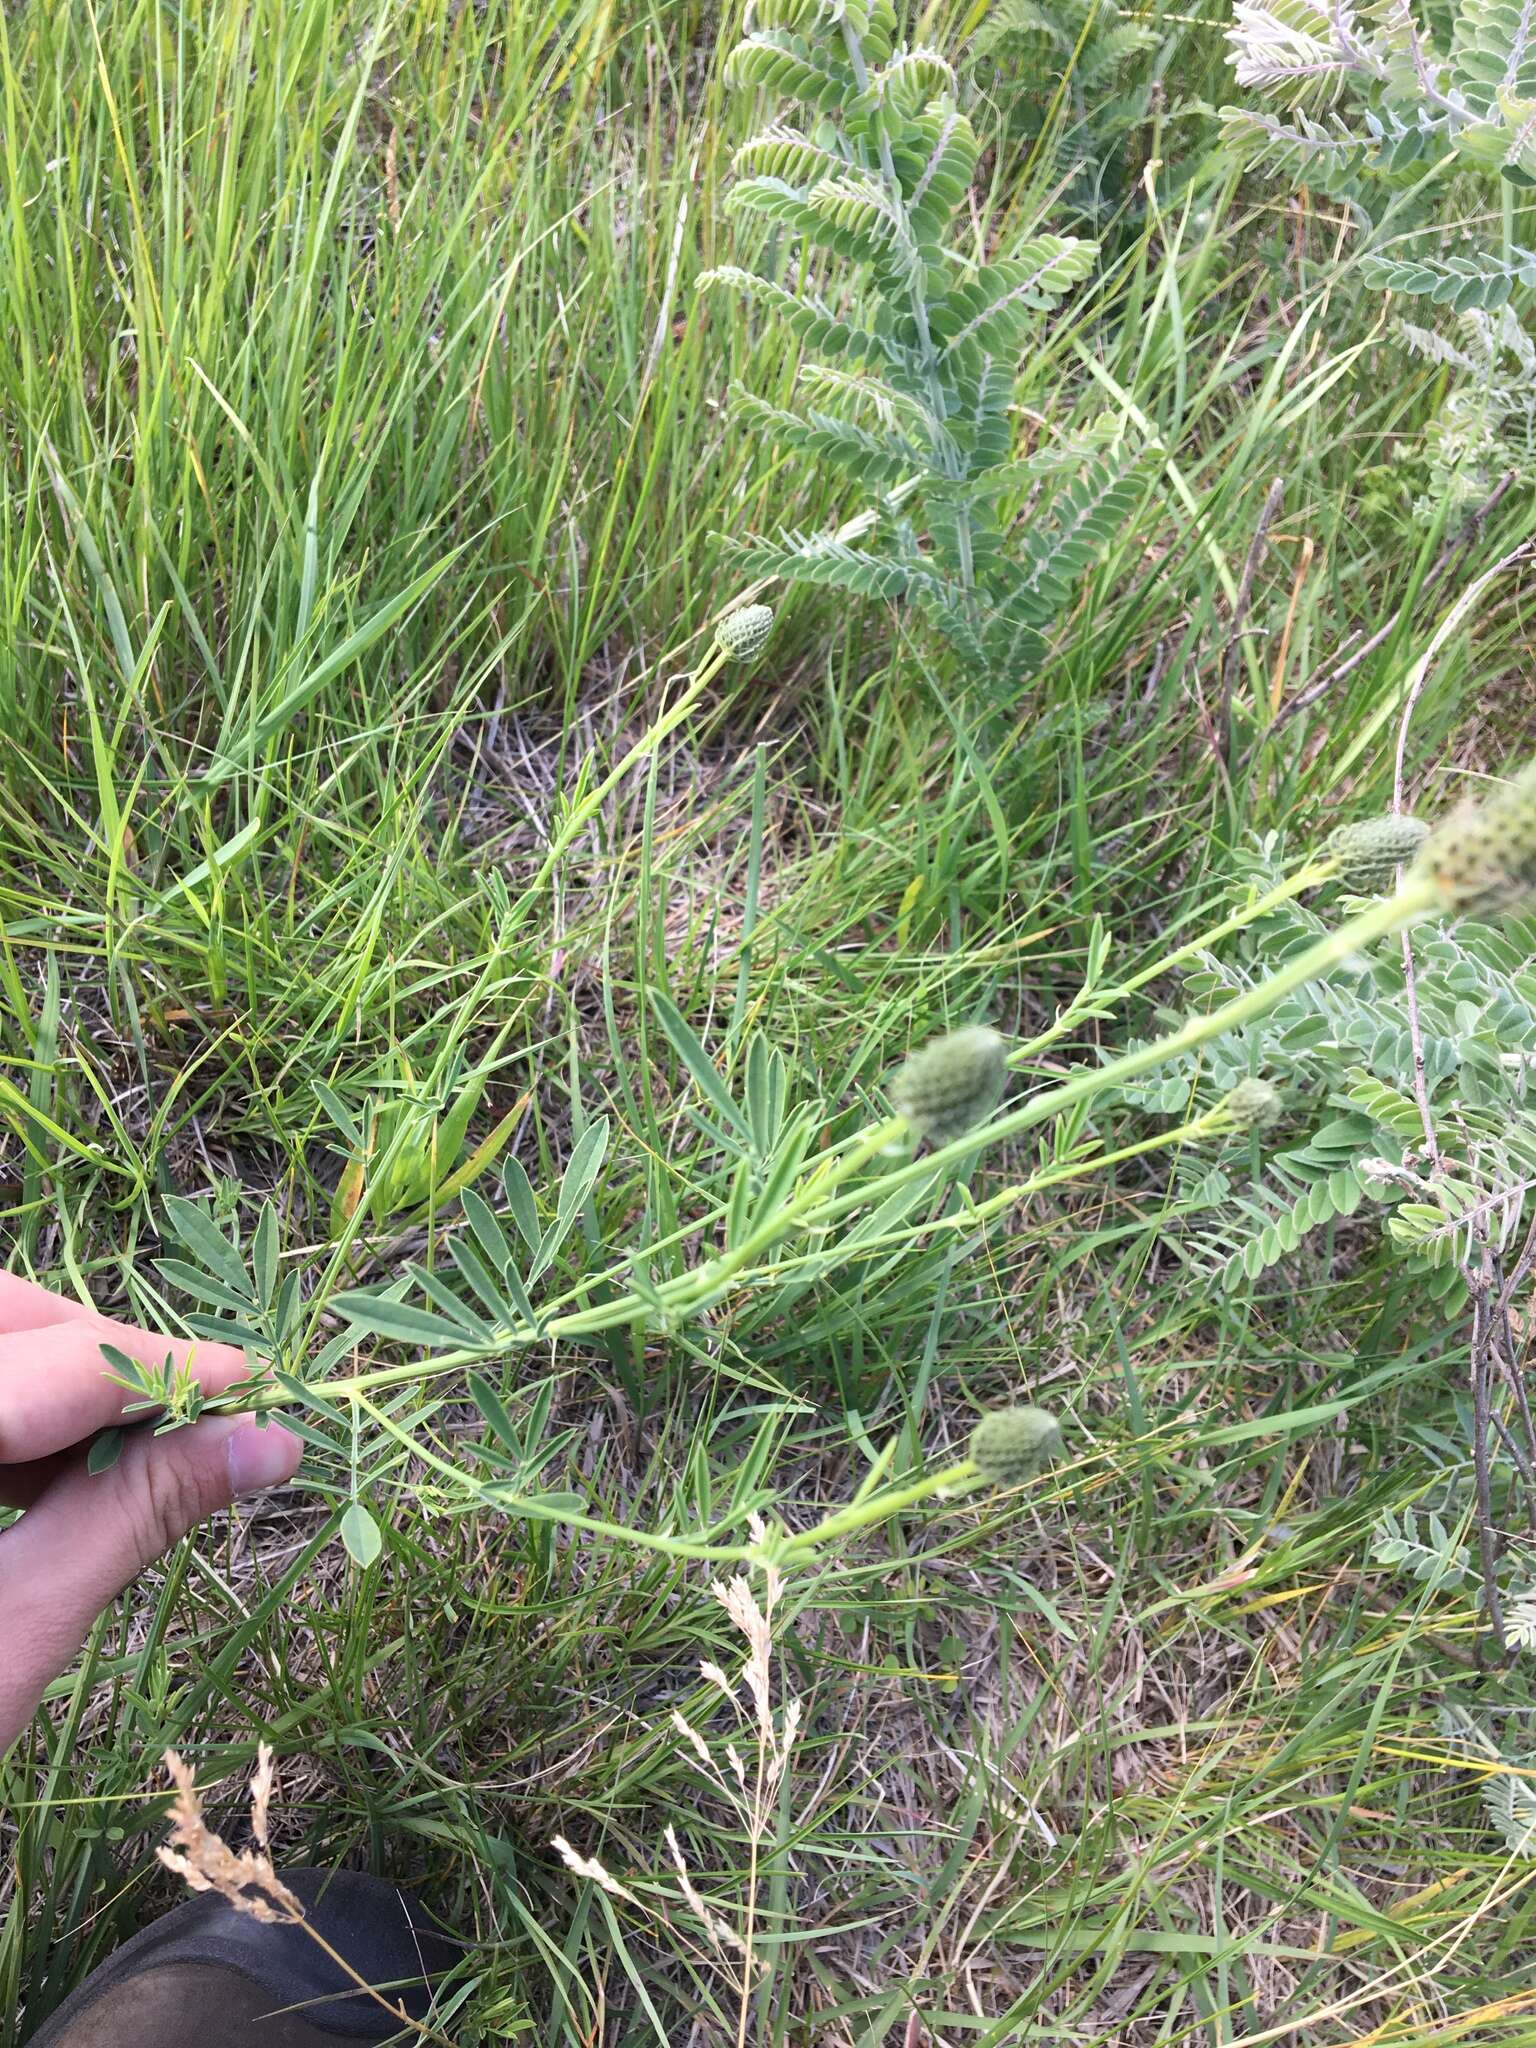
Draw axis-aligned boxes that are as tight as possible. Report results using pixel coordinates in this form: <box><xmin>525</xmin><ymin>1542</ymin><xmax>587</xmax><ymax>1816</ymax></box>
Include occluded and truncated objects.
<box><xmin>892</xmin><ymin>1025</ymin><xmax>1008</xmax><ymax>1143</ymax></box>
<box><xmin>1323</xmin><ymin>815</ymin><xmax>1429</xmax><ymax>893</ymax></box>
<box><xmin>969</xmin><ymin>1406</ymin><xmax>1062</xmax><ymax>1487</ymax></box>
<box><xmin>1224</xmin><ymin>1076</ymin><xmax>1282</xmax><ymax>1134</ymax></box>
<box><xmin>715</xmin><ymin>604</ymin><xmax>775</xmax><ymax>662</ymax></box>
<box><xmin>1411</xmin><ymin>762</ymin><xmax>1536</xmax><ymax>918</ymax></box>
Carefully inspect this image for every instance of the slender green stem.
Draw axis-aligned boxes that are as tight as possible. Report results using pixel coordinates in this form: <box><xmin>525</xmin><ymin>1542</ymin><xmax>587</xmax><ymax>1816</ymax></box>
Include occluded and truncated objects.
<box><xmin>221</xmin><ymin>1103</ymin><xmax>1165</xmax><ymax>1413</ymax></box>
<box><xmin>225</xmin><ymin>1116</ymin><xmax>913</xmax><ymax>1417</ymax></box>
<box><xmin>188</xmin><ymin>879</ymin><xmax>1441</xmax><ymax>1592</ymax></box>
<box><xmin>353</xmin><ymin>1391</ymin><xmax>751</xmax><ymax>1561</ymax></box>
<box><xmin>219</xmin><ymin>874</ymin><xmax>1431</xmax><ymax>1429</ymax></box>
<box><xmin>777</xmin><ymin>1459</ymin><xmax>980</xmax><ymax>1557</ymax></box>
<box><xmin>1008</xmin><ymin>858</ymin><xmax>1335</xmax><ymax>1068</ymax></box>
<box><xmin>358</xmin><ymin>1386</ymin><xmax>986</xmax><ymax>1566</ymax></box>
<box><xmin>720</xmin><ymin>1104</ymin><xmax>1233</xmax><ymax>1284</ymax></box>
<box><xmin>667</xmin><ymin>1113</ymin><xmax>908</xmax><ymax>1302</ymax></box>
<box><xmin>509</xmin><ymin>639</ymin><xmax>730</xmax><ymax>921</ymax></box>
<box><xmin>801</xmin><ymin>877</ymin><xmax>1436</xmax><ymax>1238</ymax></box>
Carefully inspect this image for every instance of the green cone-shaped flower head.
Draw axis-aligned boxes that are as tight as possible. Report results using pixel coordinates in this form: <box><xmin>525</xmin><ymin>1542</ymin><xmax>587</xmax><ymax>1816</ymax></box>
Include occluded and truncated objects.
<box><xmin>1224</xmin><ymin>1076</ymin><xmax>1282</xmax><ymax>1134</ymax></box>
<box><xmin>969</xmin><ymin>1406</ymin><xmax>1062</xmax><ymax>1487</ymax></box>
<box><xmin>715</xmin><ymin>604</ymin><xmax>775</xmax><ymax>663</ymax></box>
<box><xmin>1323</xmin><ymin>815</ymin><xmax>1430</xmax><ymax>893</ymax></box>
<box><xmin>892</xmin><ymin>1025</ymin><xmax>1008</xmax><ymax>1144</ymax></box>
<box><xmin>1412</xmin><ymin>762</ymin><xmax>1536</xmax><ymax>918</ymax></box>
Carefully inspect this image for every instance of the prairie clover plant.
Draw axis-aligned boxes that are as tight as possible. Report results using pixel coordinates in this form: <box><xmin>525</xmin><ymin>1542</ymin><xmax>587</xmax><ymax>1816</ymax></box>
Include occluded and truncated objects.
<box><xmin>122</xmin><ymin>726</ymin><xmax>1536</xmax><ymax>1576</ymax></box>
<box><xmin>702</xmin><ymin>0</ymin><xmax>1142</xmax><ymax>678</ymax></box>
<box><xmin>1102</xmin><ymin>791</ymin><xmax>1536</xmax><ymax>1630</ymax></box>
<box><xmin>1106</xmin><ymin>799</ymin><xmax>1536</xmax><ymax>1299</ymax></box>
<box><xmin>1223</xmin><ymin>0</ymin><xmax>1536</xmax><ymax>517</ymax></box>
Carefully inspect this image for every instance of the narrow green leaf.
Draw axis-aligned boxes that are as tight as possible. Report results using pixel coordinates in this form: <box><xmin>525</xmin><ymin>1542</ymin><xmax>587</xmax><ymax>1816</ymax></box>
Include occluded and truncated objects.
<box><xmin>332</xmin><ymin>1292</ymin><xmax>474</xmax><ymax>1347</ymax></box>
<box><xmin>312</xmin><ymin>1078</ymin><xmax>364</xmax><ymax>1149</ymax></box>
<box><xmin>449</xmin><ymin>1234</ymin><xmax>517</xmax><ymax>1326</ymax></box>
<box><xmin>206</xmin><ymin>550</ymin><xmax>462</xmax><ymax>782</ymax></box>
<box><xmin>502</xmin><ymin>1157</ymin><xmax>541</xmax><ymax>1253</ymax></box>
<box><xmin>650</xmin><ymin>994</ymin><xmax>751</xmax><ymax>1138</ymax></box>
<box><xmin>252</xmin><ymin>1203</ymin><xmax>280</xmax><ymax>1312</ymax></box>
<box><xmin>156</xmin><ymin>1259</ymin><xmax>262</xmax><ymax>1317</ymax></box>
<box><xmin>461</xmin><ymin>1187</ymin><xmax>512</xmax><ymax>1270</ymax></box>
<box><xmin>532</xmin><ymin>1119</ymin><xmax>610</xmax><ymax>1280</ymax></box>
<box><xmin>162</xmin><ymin>1195</ymin><xmax>251</xmax><ymax>1293</ymax></box>
<box><xmin>468</xmin><ymin>1371</ymin><xmax>522</xmax><ymax>1454</ymax></box>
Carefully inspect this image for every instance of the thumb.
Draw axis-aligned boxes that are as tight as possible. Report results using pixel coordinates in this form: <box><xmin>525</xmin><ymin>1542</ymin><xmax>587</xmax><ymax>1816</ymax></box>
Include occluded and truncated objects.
<box><xmin>0</xmin><ymin>1414</ymin><xmax>301</xmax><ymax>1750</ymax></box>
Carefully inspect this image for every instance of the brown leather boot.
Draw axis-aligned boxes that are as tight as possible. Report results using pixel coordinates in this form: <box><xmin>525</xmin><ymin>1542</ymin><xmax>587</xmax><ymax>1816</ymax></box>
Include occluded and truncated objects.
<box><xmin>25</xmin><ymin>1869</ymin><xmax>459</xmax><ymax>2045</ymax></box>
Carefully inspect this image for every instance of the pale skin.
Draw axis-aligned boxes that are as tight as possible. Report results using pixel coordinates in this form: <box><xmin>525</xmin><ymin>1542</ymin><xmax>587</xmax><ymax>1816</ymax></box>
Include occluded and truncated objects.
<box><xmin>0</xmin><ymin>1274</ymin><xmax>301</xmax><ymax>1752</ymax></box>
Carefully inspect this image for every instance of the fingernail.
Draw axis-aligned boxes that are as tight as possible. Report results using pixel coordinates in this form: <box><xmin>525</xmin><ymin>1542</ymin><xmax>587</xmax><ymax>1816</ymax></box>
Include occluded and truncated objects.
<box><xmin>226</xmin><ymin>1418</ymin><xmax>302</xmax><ymax>1496</ymax></box>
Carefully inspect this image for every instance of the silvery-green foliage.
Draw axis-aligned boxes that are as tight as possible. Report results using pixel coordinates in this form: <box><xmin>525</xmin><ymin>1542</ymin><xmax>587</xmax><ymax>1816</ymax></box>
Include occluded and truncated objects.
<box><xmin>704</xmin><ymin>0</ymin><xmax>1141</xmax><ymax>678</ymax></box>
<box><xmin>1106</xmin><ymin>842</ymin><xmax>1536</xmax><ymax>1295</ymax></box>
<box><xmin>1223</xmin><ymin>0</ymin><xmax>1536</xmax><ymax>517</ymax></box>
<box><xmin>1440</xmin><ymin>1707</ymin><xmax>1536</xmax><ymax>1855</ymax></box>
<box><xmin>1225</xmin><ymin>0</ymin><xmax>1536</xmax><ymax>220</ymax></box>
<box><xmin>1502</xmin><ymin>1585</ymin><xmax>1536</xmax><ymax>1649</ymax></box>
<box><xmin>1400</xmin><ymin>307</ymin><xmax>1536</xmax><ymax>519</ymax></box>
<box><xmin>1371</xmin><ymin>1507</ymin><xmax>1474</xmax><ymax>1587</ymax></box>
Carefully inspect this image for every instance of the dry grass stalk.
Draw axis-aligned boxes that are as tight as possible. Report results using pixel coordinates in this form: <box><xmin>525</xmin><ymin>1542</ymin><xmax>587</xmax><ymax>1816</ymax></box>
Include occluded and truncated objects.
<box><xmin>155</xmin><ymin>1746</ymin><xmax>455</xmax><ymax>2046</ymax></box>
<box><xmin>157</xmin><ymin>1746</ymin><xmax>303</xmax><ymax>1924</ymax></box>
<box><xmin>552</xmin><ymin>1519</ymin><xmax>804</xmax><ymax>2039</ymax></box>
<box><xmin>550</xmin><ymin>1836</ymin><xmax>640</xmax><ymax>1905</ymax></box>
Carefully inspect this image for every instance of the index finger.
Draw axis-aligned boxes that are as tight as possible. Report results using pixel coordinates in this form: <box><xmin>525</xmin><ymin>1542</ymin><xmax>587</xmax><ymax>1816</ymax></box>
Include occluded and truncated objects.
<box><xmin>0</xmin><ymin>1318</ymin><xmax>249</xmax><ymax>1466</ymax></box>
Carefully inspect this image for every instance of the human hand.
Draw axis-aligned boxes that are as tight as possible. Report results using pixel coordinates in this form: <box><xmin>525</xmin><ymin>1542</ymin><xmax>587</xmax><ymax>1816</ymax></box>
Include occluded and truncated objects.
<box><xmin>0</xmin><ymin>1272</ymin><xmax>301</xmax><ymax>1751</ymax></box>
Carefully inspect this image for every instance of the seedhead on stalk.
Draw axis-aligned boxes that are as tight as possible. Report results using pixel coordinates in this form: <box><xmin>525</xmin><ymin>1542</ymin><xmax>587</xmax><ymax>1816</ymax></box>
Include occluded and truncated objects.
<box><xmin>892</xmin><ymin>1025</ymin><xmax>1009</xmax><ymax>1143</ymax></box>
<box><xmin>969</xmin><ymin>1406</ymin><xmax>1063</xmax><ymax>1487</ymax></box>
<box><xmin>1412</xmin><ymin>763</ymin><xmax>1536</xmax><ymax>919</ymax></box>
<box><xmin>715</xmin><ymin>603</ymin><xmax>775</xmax><ymax>663</ymax></box>
<box><xmin>1324</xmin><ymin>815</ymin><xmax>1430</xmax><ymax>894</ymax></box>
<box><xmin>1224</xmin><ymin>1076</ymin><xmax>1283</xmax><ymax>1134</ymax></box>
